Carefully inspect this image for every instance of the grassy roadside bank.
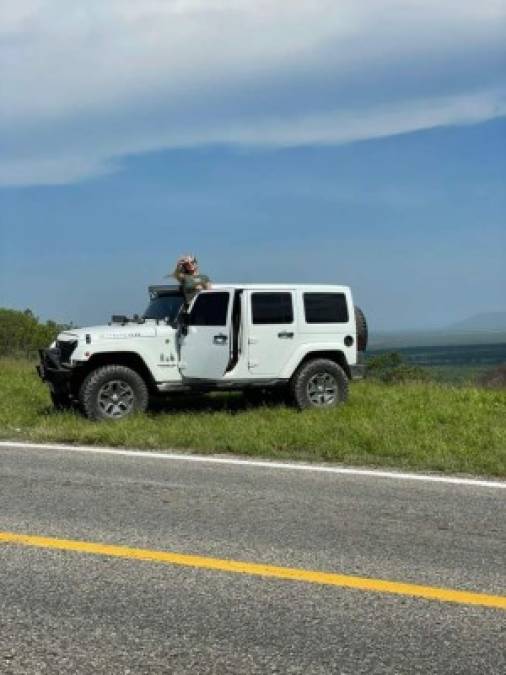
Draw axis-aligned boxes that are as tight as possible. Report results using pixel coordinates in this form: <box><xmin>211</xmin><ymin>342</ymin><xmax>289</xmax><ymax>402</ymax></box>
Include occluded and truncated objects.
<box><xmin>0</xmin><ymin>358</ymin><xmax>505</xmax><ymax>477</ymax></box>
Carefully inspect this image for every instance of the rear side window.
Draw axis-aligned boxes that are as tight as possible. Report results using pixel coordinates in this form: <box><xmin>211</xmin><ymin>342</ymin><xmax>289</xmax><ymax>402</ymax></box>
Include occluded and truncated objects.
<box><xmin>303</xmin><ymin>293</ymin><xmax>348</xmax><ymax>323</ymax></box>
<box><xmin>252</xmin><ymin>293</ymin><xmax>293</xmax><ymax>324</ymax></box>
<box><xmin>189</xmin><ymin>292</ymin><xmax>229</xmax><ymax>326</ymax></box>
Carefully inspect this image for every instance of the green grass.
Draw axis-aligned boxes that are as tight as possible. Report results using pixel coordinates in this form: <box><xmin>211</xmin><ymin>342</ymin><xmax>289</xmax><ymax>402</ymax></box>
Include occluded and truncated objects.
<box><xmin>1</xmin><ymin>358</ymin><xmax>505</xmax><ymax>477</ymax></box>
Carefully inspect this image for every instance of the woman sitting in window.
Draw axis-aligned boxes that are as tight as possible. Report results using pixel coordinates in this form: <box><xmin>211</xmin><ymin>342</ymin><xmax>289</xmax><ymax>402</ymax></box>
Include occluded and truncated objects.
<box><xmin>171</xmin><ymin>255</ymin><xmax>212</xmax><ymax>305</ymax></box>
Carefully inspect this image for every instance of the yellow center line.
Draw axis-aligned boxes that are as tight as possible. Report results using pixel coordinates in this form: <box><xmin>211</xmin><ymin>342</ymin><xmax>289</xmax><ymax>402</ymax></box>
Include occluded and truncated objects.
<box><xmin>0</xmin><ymin>530</ymin><xmax>504</xmax><ymax>610</ymax></box>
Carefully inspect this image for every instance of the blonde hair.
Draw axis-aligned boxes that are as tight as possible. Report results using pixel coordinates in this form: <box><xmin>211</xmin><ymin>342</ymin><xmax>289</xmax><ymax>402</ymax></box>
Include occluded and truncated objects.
<box><xmin>171</xmin><ymin>254</ymin><xmax>198</xmax><ymax>281</ymax></box>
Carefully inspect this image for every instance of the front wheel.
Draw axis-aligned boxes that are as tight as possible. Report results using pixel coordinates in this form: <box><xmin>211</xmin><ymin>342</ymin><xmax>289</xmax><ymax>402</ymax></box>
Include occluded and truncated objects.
<box><xmin>79</xmin><ymin>365</ymin><xmax>149</xmax><ymax>421</ymax></box>
<box><xmin>290</xmin><ymin>359</ymin><xmax>348</xmax><ymax>410</ymax></box>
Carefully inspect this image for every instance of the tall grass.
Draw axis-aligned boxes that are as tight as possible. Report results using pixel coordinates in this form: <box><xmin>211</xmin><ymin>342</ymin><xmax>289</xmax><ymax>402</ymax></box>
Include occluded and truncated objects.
<box><xmin>0</xmin><ymin>358</ymin><xmax>505</xmax><ymax>477</ymax></box>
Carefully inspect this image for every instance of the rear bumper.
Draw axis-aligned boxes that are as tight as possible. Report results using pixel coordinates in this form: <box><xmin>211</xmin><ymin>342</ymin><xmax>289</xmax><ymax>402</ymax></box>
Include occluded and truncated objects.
<box><xmin>350</xmin><ymin>364</ymin><xmax>366</xmax><ymax>380</ymax></box>
<box><xmin>37</xmin><ymin>348</ymin><xmax>73</xmax><ymax>393</ymax></box>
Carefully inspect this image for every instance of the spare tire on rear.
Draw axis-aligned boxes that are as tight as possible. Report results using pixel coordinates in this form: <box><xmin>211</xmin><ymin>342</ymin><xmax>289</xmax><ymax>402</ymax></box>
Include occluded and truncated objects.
<box><xmin>354</xmin><ymin>306</ymin><xmax>368</xmax><ymax>352</ymax></box>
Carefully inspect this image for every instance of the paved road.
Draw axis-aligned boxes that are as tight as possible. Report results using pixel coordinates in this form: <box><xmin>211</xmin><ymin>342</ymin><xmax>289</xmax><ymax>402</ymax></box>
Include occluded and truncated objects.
<box><xmin>0</xmin><ymin>443</ymin><xmax>504</xmax><ymax>674</ymax></box>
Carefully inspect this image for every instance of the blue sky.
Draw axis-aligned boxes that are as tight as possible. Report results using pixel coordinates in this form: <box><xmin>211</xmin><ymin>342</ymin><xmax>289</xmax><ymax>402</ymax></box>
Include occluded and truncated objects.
<box><xmin>0</xmin><ymin>1</ymin><xmax>505</xmax><ymax>331</ymax></box>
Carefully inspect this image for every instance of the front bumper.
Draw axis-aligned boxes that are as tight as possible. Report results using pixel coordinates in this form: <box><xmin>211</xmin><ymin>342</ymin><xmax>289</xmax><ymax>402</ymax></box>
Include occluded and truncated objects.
<box><xmin>37</xmin><ymin>348</ymin><xmax>73</xmax><ymax>393</ymax></box>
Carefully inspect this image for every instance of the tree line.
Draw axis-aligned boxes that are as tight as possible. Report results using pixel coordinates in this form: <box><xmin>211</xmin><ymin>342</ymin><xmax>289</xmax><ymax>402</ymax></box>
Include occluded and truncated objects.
<box><xmin>0</xmin><ymin>307</ymin><xmax>72</xmax><ymax>359</ymax></box>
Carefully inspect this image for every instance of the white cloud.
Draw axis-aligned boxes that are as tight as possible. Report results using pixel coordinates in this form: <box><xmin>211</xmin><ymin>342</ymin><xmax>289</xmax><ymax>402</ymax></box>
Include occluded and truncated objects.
<box><xmin>203</xmin><ymin>90</ymin><xmax>506</xmax><ymax>146</ymax></box>
<box><xmin>1</xmin><ymin>0</ymin><xmax>505</xmax><ymax>185</ymax></box>
<box><xmin>2</xmin><ymin>89</ymin><xmax>505</xmax><ymax>187</ymax></box>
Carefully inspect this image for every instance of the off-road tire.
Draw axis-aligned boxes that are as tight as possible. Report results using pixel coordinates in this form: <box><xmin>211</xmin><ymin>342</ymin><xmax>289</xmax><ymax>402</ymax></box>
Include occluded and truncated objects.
<box><xmin>79</xmin><ymin>365</ymin><xmax>149</xmax><ymax>421</ymax></box>
<box><xmin>290</xmin><ymin>359</ymin><xmax>348</xmax><ymax>410</ymax></box>
<box><xmin>354</xmin><ymin>305</ymin><xmax>368</xmax><ymax>352</ymax></box>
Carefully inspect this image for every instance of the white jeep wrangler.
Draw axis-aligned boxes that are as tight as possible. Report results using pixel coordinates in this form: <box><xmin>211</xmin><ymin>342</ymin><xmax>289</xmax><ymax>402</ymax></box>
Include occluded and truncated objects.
<box><xmin>37</xmin><ymin>284</ymin><xmax>367</xmax><ymax>420</ymax></box>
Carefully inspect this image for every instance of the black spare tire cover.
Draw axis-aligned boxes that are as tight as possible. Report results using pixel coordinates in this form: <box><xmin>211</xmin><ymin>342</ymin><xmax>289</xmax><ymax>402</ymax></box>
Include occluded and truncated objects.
<box><xmin>354</xmin><ymin>306</ymin><xmax>368</xmax><ymax>352</ymax></box>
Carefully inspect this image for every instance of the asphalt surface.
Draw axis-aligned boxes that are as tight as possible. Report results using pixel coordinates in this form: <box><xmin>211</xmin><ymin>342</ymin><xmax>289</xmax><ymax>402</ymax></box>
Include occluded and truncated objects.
<box><xmin>0</xmin><ymin>443</ymin><xmax>505</xmax><ymax>674</ymax></box>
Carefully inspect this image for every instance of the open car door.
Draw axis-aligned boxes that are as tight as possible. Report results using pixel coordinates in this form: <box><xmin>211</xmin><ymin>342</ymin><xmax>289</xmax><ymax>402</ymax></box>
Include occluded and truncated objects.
<box><xmin>179</xmin><ymin>289</ymin><xmax>234</xmax><ymax>380</ymax></box>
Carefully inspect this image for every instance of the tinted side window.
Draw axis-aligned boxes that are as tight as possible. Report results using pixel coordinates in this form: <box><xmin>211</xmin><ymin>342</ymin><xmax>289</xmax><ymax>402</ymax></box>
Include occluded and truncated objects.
<box><xmin>304</xmin><ymin>293</ymin><xmax>349</xmax><ymax>323</ymax></box>
<box><xmin>252</xmin><ymin>293</ymin><xmax>293</xmax><ymax>324</ymax></box>
<box><xmin>189</xmin><ymin>293</ymin><xmax>229</xmax><ymax>326</ymax></box>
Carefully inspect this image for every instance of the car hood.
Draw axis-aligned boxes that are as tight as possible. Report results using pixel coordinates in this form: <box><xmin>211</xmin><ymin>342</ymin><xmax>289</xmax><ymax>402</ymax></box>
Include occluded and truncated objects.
<box><xmin>57</xmin><ymin>322</ymin><xmax>158</xmax><ymax>342</ymax></box>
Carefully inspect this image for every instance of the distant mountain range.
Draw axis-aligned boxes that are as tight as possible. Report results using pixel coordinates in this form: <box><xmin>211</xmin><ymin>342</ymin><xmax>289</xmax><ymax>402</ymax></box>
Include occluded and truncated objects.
<box><xmin>370</xmin><ymin>311</ymin><xmax>506</xmax><ymax>349</ymax></box>
<box><xmin>447</xmin><ymin>312</ymin><xmax>506</xmax><ymax>332</ymax></box>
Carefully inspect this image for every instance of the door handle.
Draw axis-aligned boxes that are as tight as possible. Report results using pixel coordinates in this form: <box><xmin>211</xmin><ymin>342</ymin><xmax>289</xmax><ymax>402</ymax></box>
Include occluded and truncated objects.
<box><xmin>278</xmin><ymin>331</ymin><xmax>294</xmax><ymax>339</ymax></box>
<box><xmin>213</xmin><ymin>334</ymin><xmax>228</xmax><ymax>345</ymax></box>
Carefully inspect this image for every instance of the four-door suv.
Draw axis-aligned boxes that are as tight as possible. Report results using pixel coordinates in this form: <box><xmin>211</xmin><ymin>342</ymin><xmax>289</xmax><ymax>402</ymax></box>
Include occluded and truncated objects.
<box><xmin>37</xmin><ymin>284</ymin><xmax>367</xmax><ymax>420</ymax></box>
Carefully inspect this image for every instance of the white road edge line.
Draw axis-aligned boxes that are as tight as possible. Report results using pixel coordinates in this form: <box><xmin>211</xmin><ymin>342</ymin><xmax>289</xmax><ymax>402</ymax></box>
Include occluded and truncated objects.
<box><xmin>1</xmin><ymin>440</ymin><xmax>505</xmax><ymax>489</ymax></box>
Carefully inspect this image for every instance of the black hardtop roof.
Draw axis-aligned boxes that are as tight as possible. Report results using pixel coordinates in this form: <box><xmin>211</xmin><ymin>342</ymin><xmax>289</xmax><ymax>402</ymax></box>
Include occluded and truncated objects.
<box><xmin>149</xmin><ymin>284</ymin><xmax>182</xmax><ymax>296</ymax></box>
<box><xmin>149</xmin><ymin>283</ymin><xmax>350</xmax><ymax>295</ymax></box>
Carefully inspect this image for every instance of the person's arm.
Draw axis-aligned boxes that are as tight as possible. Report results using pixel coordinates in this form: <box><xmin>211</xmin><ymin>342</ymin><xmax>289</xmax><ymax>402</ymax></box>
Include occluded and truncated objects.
<box><xmin>191</xmin><ymin>274</ymin><xmax>211</xmax><ymax>290</ymax></box>
<box><xmin>201</xmin><ymin>274</ymin><xmax>212</xmax><ymax>289</ymax></box>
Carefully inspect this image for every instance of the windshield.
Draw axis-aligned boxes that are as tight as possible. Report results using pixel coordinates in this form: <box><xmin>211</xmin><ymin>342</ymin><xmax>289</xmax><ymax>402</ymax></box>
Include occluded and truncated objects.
<box><xmin>143</xmin><ymin>293</ymin><xmax>184</xmax><ymax>321</ymax></box>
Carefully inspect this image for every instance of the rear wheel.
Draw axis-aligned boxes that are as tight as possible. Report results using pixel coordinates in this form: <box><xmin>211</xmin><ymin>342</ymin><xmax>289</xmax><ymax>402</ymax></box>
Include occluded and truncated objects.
<box><xmin>79</xmin><ymin>365</ymin><xmax>149</xmax><ymax>421</ymax></box>
<box><xmin>290</xmin><ymin>359</ymin><xmax>348</xmax><ymax>410</ymax></box>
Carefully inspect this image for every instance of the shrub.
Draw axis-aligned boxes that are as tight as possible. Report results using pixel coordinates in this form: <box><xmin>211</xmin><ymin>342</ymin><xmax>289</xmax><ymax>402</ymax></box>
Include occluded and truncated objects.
<box><xmin>0</xmin><ymin>308</ymin><xmax>71</xmax><ymax>359</ymax></box>
<box><xmin>477</xmin><ymin>364</ymin><xmax>506</xmax><ymax>389</ymax></box>
<box><xmin>367</xmin><ymin>351</ymin><xmax>431</xmax><ymax>384</ymax></box>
